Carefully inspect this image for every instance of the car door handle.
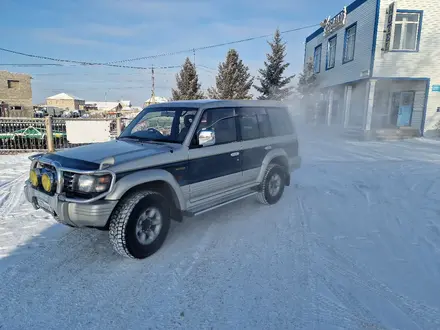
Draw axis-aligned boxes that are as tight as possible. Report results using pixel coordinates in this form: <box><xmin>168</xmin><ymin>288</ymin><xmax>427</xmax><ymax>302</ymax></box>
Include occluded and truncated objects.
<box><xmin>265</xmin><ymin>146</ymin><xmax>272</xmax><ymax>150</ymax></box>
<box><xmin>230</xmin><ymin>152</ymin><xmax>239</xmax><ymax>157</ymax></box>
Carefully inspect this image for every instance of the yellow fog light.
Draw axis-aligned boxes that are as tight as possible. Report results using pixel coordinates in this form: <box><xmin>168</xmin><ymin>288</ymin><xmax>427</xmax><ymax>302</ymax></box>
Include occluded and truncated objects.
<box><xmin>29</xmin><ymin>169</ymin><xmax>39</xmax><ymax>187</ymax></box>
<box><xmin>41</xmin><ymin>173</ymin><xmax>54</xmax><ymax>192</ymax></box>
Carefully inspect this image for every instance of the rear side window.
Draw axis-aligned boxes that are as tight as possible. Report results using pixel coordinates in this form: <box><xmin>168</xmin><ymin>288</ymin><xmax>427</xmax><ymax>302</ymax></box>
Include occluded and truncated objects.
<box><xmin>237</xmin><ymin>107</ymin><xmax>273</xmax><ymax>140</ymax></box>
<box><xmin>266</xmin><ymin>107</ymin><xmax>294</xmax><ymax>136</ymax></box>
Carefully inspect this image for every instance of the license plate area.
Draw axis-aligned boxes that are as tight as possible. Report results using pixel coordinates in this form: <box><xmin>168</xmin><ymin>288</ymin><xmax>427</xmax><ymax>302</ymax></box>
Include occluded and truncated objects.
<box><xmin>33</xmin><ymin>190</ymin><xmax>55</xmax><ymax>214</ymax></box>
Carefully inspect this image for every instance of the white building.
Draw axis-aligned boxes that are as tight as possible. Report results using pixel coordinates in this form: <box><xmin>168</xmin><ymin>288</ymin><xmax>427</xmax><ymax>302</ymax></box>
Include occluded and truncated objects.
<box><xmin>84</xmin><ymin>101</ymin><xmax>122</xmax><ymax>112</ymax></box>
<box><xmin>144</xmin><ymin>96</ymin><xmax>168</xmax><ymax>107</ymax></box>
<box><xmin>304</xmin><ymin>0</ymin><xmax>440</xmax><ymax>137</ymax></box>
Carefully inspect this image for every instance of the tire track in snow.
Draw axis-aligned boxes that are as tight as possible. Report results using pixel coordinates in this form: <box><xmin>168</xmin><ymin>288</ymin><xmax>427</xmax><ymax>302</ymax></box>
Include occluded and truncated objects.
<box><xmin>314</xmin><ymin>293</ymin><xmax>387</xmax><ymax>329</ymax></box>
<box><xmin>166</xmin><ymin>219</ymin><xmax>218</xmax><ymax>292</ymax></box>
<box><xmin>292</xmin><ymin>195</ymin><xmax>318</xmax><ymax>329</ymax></box>
<box><xmin>0</xmin><ymin>172</ymin><xmax>27</xmax><ymax>219</ymax></box>
<box><xmin>314</xmin><ymin>237</ymin><xmax>440</xmax><ymax>329</ymax></box>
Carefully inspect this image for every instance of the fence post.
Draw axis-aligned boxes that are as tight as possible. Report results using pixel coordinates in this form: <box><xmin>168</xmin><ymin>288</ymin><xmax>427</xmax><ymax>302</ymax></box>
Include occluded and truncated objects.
<box><xmin>116</xmin><ymin>117</ymin><xmax>122</xmax><ymax>136</ymax></box>
<box><xmin>45</xmin><ymin>116</ymin><xmax>55</xmax><ymax>152</ymax></box>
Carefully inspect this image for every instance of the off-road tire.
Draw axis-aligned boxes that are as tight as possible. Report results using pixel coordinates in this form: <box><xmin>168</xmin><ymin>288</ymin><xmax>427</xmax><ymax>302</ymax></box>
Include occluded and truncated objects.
<box><xmin>257</xmin><ymin>164</ymin><xmax>286</xmax><ymax>205</ymax></box>
<box><xmin>109</xmin><ymin>190</ymin><xmax>170</xmax><ymax>259</ymax></box>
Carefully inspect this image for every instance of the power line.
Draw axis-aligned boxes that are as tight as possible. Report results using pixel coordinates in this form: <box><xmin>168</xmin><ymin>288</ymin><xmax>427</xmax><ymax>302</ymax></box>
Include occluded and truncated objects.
<box><xmin>0</xmin><ymin>24</ymin><xmax>319</xmax><ymax>69</ymax></box>
<box><xmin>0</xmin><ymin>63</ymin><xmax>63</xmax><ymax>67</ymax></box>
<box><xmin>0</xmin><ymin>47</ymin><xmax>181</xmax><ymax>70</ymax></box>
<box><xmin>105</xmin><ymin>24</ymin><xmax>319</xmax><ymax>64</ymax></box>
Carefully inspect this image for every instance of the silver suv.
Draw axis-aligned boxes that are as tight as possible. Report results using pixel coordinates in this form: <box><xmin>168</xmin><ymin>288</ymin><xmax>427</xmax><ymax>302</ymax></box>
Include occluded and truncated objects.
<box><xmin>24</xmin><ymin>100</ymin><xmax>301</xmax><ymax>259</ymax></box>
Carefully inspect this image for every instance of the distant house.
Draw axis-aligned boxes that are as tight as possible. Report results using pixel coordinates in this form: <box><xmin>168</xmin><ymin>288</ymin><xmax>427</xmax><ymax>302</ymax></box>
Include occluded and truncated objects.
<box><xmin>84</xmin><ymin>101</ymin><xmax>123</xmax><ymax>112</ymax></box>
<box><xmin>0</xmin><ymin>70</ymin><xmax>33</xmax><ymax>117</ymax></box>
<box><xmin>46</xmin><ymin>93</ymin><xmax>85</xmax><ymax>110</ymax></box>
<box><xmin>144</xmin><ymin>96</ymin><xmax>168</xmax><ymax>107</ymax></box>
<box><xmin>119</xmin><ymin>100</ymin><xmax>132</xmax><ymax>108</ymax></box>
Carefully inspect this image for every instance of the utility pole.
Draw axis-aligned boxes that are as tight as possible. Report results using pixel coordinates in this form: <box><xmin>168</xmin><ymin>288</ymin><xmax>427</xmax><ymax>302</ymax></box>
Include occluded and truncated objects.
<box><xmin>150</xmin><ymin>66</ymin><xmax>156</xmax><ymax>104</ymax></box>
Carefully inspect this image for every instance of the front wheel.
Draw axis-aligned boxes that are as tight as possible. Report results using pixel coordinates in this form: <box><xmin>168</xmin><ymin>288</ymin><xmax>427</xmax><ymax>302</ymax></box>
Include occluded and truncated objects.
<box><xmin>109</xmin><ymin>190</ymin><xmax>170</xmax><ymax>259</ymax></box>
<box><xmin>257</xmin><ymin>164</ymin><xmax>286</xmax><ymax>205</ymax></box>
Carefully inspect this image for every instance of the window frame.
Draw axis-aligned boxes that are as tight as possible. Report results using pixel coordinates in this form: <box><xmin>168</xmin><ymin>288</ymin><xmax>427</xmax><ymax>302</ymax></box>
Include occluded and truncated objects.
<box><xmin>343</xmin><ymin>22</ymin><xmax>357</xmax><ymax>64</ymax></box>
<box><xmin>391</xmin><ymin>9</ymin><xmax>423</xmax><ymax>52</ymax></box>
<box><xmin>235</xmin><ymin>107</ymin><xmax>273</xmax><ymax>141</ymax></box>
<box><xmin>7</xmin><ymin>80</ymin><xmax>19</xmax><ymax>89</ymax></box>
<box><xmin>190</xmin><ymin>107</ymin><xmax>239</xmax><ymax>148</ymax></box>
<box><xmin>313</xmin><ymin>44</ymin><xmax>322</xmax><ymax>74</ymax></box>
<box><xmin>265</xmin><ymin>107</ymin><xmax>294</xmax><ymax>137</ymax></box>
<box><xmin>326</xmin><ymin>35</ymin><xmax>337</xmax><ymax>70</ymax></box>
<box><xmin>119</xmin><ymin>106</ymin><xmax>197</xmax><ymax>143</ymax></box>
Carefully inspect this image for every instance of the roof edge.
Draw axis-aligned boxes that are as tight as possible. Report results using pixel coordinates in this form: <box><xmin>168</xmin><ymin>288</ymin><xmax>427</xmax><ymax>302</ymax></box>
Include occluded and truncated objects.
<box><xmin>305</xmin><ymin>0</ymin><xmax>369</xmax><ymax>43</ymax></box>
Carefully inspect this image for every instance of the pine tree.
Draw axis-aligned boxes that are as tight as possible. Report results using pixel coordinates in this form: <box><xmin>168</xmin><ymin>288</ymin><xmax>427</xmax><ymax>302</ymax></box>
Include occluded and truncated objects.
<box><xmin>171</xmin><ymin>57</ymin><xmax>204</xmax><ymax>100</ymax></box>
<box><xmin>253</xmin><ymin>29</ymin><xmax>295</xmax><ymax>101</ymax></box>
<box><xmin>297</xmin><ymin>59</ymin><xmax>319</xmax><ymax>123</ymax></box>
<box><xmin>296</xmin><ymin>59</ymin><xmax>318</xmax><ymax>98</ymax></box>
<box><xmin>207</xmin><ymin>49</ymin><xmax>253</xmax><ymax>99</ymax></box>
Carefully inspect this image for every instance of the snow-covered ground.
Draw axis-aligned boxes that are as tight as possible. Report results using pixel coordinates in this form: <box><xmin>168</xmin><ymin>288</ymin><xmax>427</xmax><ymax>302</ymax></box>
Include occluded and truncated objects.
<box><xmin>1</xmin><ymin>127</ymin><xmax>440</xmax><ymax>330</ymax></box>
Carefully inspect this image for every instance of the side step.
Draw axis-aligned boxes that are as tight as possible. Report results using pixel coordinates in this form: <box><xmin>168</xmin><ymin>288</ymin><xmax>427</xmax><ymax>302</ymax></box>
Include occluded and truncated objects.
<box><xmin>183</xmin><ymin>191</ymin><xmax>258</xmax><ymax>217</ymax></box>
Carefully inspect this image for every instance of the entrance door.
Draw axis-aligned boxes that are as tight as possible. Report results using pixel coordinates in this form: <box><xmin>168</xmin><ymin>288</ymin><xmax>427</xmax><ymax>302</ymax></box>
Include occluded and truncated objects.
<box><xmin>397</xmin><ymin>91</ymin><xmax>415</xmax><ymax>127</ymax></box>
<box><xmin>390</xmin><ymin>91</ymin><xmax>415</xmax><ymax>127</ymax></box>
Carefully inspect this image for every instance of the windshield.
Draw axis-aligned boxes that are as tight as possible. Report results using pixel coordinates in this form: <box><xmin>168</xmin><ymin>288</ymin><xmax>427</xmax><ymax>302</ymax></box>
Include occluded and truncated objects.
<box><xmin>119</xmin><ymin>107</ymin><xmax>198</xmax><ymax>143</ymax></box>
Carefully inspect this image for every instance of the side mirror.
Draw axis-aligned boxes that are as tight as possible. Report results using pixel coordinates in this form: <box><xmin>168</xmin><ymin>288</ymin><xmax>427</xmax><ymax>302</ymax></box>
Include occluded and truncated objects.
<box><xmin>198</xmin><ymin>129</ymin><xmax>215</xmax><ymax>147</ymax></box>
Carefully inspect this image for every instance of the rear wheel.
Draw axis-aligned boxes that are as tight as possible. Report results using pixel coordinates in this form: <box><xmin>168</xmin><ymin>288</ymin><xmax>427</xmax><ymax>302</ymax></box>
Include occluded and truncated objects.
<box><xmin>257</xmin><ymin>164</ymin><xmax>286</xmax><ymax>205</ymax></box>
<box><xmin>109</xmin><ymin>190</ymin><xmax>170</xmax><ymax>259</ymax></box>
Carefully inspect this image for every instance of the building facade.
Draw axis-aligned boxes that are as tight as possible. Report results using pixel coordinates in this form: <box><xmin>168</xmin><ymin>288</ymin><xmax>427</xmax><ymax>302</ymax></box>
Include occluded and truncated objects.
<box><xmin>0</xmin><ymin>71</ymin><xmax>33</xmax><ymax>117</ymax></box>
<box><xmin>304</xmin><ymin>0</ymin><xmax>440</xmax><ymax>137</ymax></box>
<box><xmin>46</xmin><ymin>93</ymin><xmax>85</xmax><ymax>110</ymax></box>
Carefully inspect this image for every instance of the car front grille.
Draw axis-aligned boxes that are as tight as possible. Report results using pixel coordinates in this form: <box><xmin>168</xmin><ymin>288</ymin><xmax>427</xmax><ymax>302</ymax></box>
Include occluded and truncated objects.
<box><xmin>63</xmin><ymin>171</ymin><xmax>76</xmax><ymax>192</ymax></box>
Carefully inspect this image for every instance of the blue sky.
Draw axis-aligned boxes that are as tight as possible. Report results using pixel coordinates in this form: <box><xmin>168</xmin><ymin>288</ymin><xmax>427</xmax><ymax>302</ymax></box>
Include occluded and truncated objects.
<box><xmin>1</xmin><ymin>0</ymin><xmax>347</xmax><ymax>105</ymax></box>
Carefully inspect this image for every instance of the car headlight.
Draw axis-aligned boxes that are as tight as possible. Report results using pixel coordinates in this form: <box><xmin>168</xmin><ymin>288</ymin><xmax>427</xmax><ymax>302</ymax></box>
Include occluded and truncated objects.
<box><xmin>41</xmin><ymin>172</ymin><xmax>55</xmax><ymax>193</ymax></box>
<box><xmin>29</xmin><ymin>169</ymin><xmax>40</xmax><ymax>187</ymax></box>
<box><xmin>76</xmin><ymin>174</ymin><xmax>112</xmax><ymax>193</ymax></box>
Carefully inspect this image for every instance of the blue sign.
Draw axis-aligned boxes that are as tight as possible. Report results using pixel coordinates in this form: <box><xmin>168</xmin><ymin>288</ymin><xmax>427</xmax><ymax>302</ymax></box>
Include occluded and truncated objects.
<box><xmin>433</xmin><ymin>85</ymin><xmax>440</xmax><ymax>92</ymax></box>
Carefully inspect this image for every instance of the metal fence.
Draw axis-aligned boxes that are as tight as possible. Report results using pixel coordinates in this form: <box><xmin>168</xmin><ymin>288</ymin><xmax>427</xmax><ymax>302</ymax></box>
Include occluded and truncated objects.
<box><xmin>0</xmin><ymin>118</ymin><xmax>119</xmax><ymax>153</ymax></box>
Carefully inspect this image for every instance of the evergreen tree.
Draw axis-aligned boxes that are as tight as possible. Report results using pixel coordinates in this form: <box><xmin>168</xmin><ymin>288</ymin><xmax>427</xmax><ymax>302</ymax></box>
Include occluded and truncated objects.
<box><xmin>207</xmin><ymin>49</ymin><xmax>253</xmax><ymax>99</ymax></box>
<box><xmin>297</xmin><ymin>59</ymin><xmax>319</xmax><ymax>123</ymax></box>
<box><xmin>171</xmin><ymin>57</ymin><xmax>204</xmax><ymax>100</ymax></box>
<box><xmin>253</xmin><ymin>29</ymin><xmax>295</xmax><ymax>100</ymax></box>
<box><xmin>296</xmin><ymin>59</ymin><xmax>317</xmax><ymax>98</ymax></box>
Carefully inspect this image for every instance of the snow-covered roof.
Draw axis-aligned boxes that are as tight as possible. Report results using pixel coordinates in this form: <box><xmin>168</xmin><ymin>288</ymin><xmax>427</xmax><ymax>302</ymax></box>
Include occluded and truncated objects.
<box><xmin>85</xmin><ymin>101</ymin><xmax>121</xmax><ymax>111</ymax></box>
<box><xmin>119</xmin><ymin>100</ymin><xmax>131</xmax><ymax>107</ymax></box>
<box><xmin>47</xmin><ymin>93</ymin><xmax>84</xmax><ymax>101</ymax></box>
<box><xmin>144</xmin><ymin>96</ymin><xmax>168</xmax><ymax>105</ymax></box>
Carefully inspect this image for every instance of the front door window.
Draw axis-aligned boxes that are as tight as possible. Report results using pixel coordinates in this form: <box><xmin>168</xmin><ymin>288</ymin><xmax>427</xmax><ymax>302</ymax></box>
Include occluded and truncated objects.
<box><xmin>392</xmin><ymin>91</ymin><xmax>415</xmax><ymax>127</ymax></box>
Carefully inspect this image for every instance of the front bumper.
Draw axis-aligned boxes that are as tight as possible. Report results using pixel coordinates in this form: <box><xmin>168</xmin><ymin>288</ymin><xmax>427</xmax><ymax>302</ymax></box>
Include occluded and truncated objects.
<box><xmin>24</xmin><ymin>181</ymin><xmax>118</xmax><ymax>228</ymax></box>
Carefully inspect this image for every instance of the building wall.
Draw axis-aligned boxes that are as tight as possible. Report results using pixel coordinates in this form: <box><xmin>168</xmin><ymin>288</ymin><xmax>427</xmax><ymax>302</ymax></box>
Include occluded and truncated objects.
<box><xmin>74</xmin><ymin>100</ymin><xmax>85</xmax><ymax>110</ymax></box>
<box><xmin>372</xmin><ymin>80</ymin><xmax>427</xmax><ymax>129</ymax></box>
<box><xmin>373</xmin><ymin>0</ymin><xmax>440</xmax><ymax>134</ymax></box>
<box><xmin>304</xmin><ymin>0</ymin><xmax>377</xmax><ymax>89</ymax></box>
<box><xmin>348</xmin><ymin>80</ymin><xmax>368</xmax><ymax>126</ymax></box>
<box><xmin>0</xmin><ymin>71</ymin><xmax>33</xmax><ymax>117</ymax></box>
<box><xmin>46</xmin><ymin>99</ymin><xmax>84</xmax><ymax>110</ymax></box>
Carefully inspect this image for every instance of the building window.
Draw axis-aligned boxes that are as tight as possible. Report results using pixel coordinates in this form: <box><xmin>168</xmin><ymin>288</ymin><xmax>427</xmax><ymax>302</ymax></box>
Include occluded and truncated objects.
<box><xmin>343</xmin><ymin>23</ymin><xmax>357</xmax><ymax>63</ymax></box>
<box><xmin>10</xmin><ymin>106</ymin><xmax>22</xmax><ymax>110</ymax></box>
<box><xmin>392</xmin><ymin>11</ymin><xmax>422</xmax><ymax>51</ymax></box>
<box><xmin>7</xmin><ymin>80</ymin><xmax>19</xmax><ymax>89</ymax></box>
<box><xmin>326</xmin><ymin>36</ymin><xmax>337</xmax><ymax>70</ymax></box>
<box><xmin>313</xmin><ymin>44</ymin><xmax>322</xmax><ymax>73</ymax></box>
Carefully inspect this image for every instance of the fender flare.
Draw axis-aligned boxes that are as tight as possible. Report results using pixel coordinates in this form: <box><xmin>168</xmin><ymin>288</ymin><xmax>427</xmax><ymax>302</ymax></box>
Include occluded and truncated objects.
<box><xmin>105</xmin><ymin>169</ymin><xmax>186</xmax><ymax>210</ymax></box>
<box><xmin>256</xmin><ymin>149</ymin><xmax>290</xmax><ymax>183</ymax></box>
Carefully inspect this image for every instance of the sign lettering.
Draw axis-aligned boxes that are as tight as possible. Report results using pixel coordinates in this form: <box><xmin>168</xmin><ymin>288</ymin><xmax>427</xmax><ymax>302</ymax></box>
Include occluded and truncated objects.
<box><xmin>384</xmin><ymin>2</ymin><xmax>396</xmax><ymax>52</ymax></box>
<box><xmin>320</xmin><ymin>7</ymin><xmax>347</xmax><ymax>36</ymax></box>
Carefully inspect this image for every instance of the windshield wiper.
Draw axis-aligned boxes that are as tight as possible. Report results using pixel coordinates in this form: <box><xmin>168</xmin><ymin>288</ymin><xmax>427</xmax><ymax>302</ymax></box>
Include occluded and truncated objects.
<box><xmin>119</xmin><ymin>136</ymin><xmax>180</xmax><ymax>144</ymax></box>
